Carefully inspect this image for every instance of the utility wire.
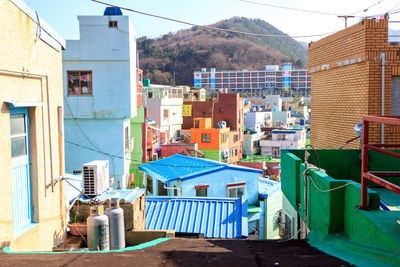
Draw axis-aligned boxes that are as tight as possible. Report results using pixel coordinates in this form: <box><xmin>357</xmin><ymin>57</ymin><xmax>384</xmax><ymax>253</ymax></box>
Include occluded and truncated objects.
<box><xmin>238</xmin><ymin>0</ymin><xmax>343</xmax><ymax>16</ymax></box>
<box><xmin>348</xmin><ymin>0</ymin><xmax>385</xmax><ymax>16</ymax></box>
<box><xmin>90</xmin><ymin>0</ymin><xmax>339</xmax><ymax>39</ymax></box>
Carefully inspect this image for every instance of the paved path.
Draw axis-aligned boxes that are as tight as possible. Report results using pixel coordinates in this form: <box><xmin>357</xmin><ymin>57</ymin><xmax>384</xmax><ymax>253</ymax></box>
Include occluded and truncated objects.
<box><xmin>0</xmin><ymin>239</ymin><xmax>350</xmax><ymax>266</ymax></box>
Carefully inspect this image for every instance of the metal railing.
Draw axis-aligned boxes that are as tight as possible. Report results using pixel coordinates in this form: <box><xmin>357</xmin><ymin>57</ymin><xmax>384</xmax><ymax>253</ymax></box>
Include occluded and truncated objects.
<box><xmin>359</xmin><ymin>115</ymin><xmax>400</xmax><ymax>209</ymax></box>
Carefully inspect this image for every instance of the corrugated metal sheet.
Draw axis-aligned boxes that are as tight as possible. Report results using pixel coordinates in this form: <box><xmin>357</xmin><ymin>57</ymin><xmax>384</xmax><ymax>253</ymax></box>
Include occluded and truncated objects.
<box><xmin>139</xmin><ymin>154</ymin><xmax>262</xmax><ymax>183</ymax></box>
<box><xmin>78</xmin><ymin>188</ymin><xmax>145</xmax><ymax>203</ymax></box>
<box><xmin>146</xmin><ymin>196</ymin><xmax>247</xmax><ymax>239</ymax></box>
<box><xmin>259</xmin><ymin>178</ymin><xmax>281</xmax><ymax>199</ymax></box>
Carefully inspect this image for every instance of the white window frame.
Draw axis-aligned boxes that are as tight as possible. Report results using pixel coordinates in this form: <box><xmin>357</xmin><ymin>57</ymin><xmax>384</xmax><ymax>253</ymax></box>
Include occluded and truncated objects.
<box><xmin>227</xmin><ymin>182</ymin><xmax>246</xmax><ymax>198</ymax></box>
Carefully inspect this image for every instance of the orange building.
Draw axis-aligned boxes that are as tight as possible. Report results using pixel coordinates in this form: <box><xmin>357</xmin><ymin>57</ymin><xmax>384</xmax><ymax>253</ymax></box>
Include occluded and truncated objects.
<box><xmin>190</xmin><ymin>118</ymin><xmax>241</xmax><ymax>163</ymax></box>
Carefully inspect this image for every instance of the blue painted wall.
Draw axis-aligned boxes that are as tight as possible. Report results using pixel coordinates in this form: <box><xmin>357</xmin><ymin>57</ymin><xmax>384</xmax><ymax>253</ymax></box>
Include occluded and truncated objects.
<box><xmin>64</xmin><ymin>118</ymin><xmax>131</xmax><ymax>188</ymax></box>
<box><xmin>147</xmin><ymin>169</ymin><xmax>260</xmax><ymax>205</ymax></box>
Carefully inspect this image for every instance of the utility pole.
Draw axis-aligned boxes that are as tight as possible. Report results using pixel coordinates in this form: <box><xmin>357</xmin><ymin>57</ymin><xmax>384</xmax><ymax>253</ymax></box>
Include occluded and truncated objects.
<box><xmin>338</xmin><ymin>15</ymin><xmax>355</xmax><ymax>29</ymax></box>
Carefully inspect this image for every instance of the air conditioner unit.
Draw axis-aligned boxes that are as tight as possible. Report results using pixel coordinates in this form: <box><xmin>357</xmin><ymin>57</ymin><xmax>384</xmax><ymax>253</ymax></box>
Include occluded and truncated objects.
<box><xmin>82</xmin><ymin>160</ymin><xmax>110</xmax><ymax>197</ymax></box>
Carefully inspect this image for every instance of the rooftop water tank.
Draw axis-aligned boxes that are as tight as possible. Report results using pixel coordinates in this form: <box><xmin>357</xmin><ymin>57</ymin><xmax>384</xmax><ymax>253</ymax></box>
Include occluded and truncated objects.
<box><xmin>143</xmin><ymin>78</ymin><xmax>150</xmax><ymax>87</ymax></box>
<box><xmin>104</xmin><ymin>7</ymin><xmax>123</xmax><ymax>16</ymax></box>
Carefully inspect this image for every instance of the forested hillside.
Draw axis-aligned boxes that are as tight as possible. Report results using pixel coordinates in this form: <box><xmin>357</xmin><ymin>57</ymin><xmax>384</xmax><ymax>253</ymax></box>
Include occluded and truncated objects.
<box><xmin>138</xmin><ymin>17</ymin><xmax>308</xmax><ymax>85</ymax></box>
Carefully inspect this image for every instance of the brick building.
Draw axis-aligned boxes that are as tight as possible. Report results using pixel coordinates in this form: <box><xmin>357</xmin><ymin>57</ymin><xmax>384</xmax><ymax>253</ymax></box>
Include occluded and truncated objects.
<box><xmin>309</xmin><ymin>19</ymin><xmax>400</xmax><ymax>149</ymax></box>
<box><xmin>183</xmin><ymin>93</ymin><xmax>244</xmax><ymax>161</ymax></box>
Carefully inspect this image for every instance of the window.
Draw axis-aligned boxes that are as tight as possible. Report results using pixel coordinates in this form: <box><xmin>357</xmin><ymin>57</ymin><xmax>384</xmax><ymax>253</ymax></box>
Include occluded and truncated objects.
<box><xmin>219</xmin><ymin>107</ymin><xmax>224</xmax><ymax>113</ymax></box>
<box><xmin>138</xmin><ymin>72</ymin><xmax>142</xmax><ymax>83</ymax></box>
<box><xmin>202</xmin><ymin>112</ymin><xmax>207</xmax><ymax>117</ymax></box>
<box><xmin>195</xmin><ymin>185</ymin><xmax>209</xmax><ymax>197</ymax></box>
<box><xmin>158</xmin><ymin>180</ymin><xmax>168</xmax><ymax>196</ymax></box>
<box><xmin>234</xmin><ymin>135</ymin><xmax>239</xmax><ymax>142</ymax></box>
<box><xmin>147</xmin><ymin>176</ymin><xmax>153</xmax><ymax>194</ymax></box>
<box><xmin>124</xmin><ymin>126</ymin><xmax>130</xmax><ymax>152</ymax></box>
<box><xmin>391</xmin><ymin>77</ymin><xmax>400</xmax><ymax>115</ymax></box>
<box><xmin>194</xmin><ymin>120</ymin><xmax>200</xmax><ymax>128</ymax></box>
<box><xmin>163</xmin><ymin>109</ymin><xmax>169</xmax><ymax>119</ymax></box>
<box><xmin>222</xmin><ymin>134</ymin><xmax>228</xmax><ymax>143</ymax></box>
<box><xmin>202</xmin><ymin>134</ymin><xmax>211</xmax><ymax>143</ymax></box>
<box><xmin>109</xmin><ymin>20</ymin><xmax>118</xmax><ymax>28</ymax></box>
<box><xmin>67</xmin><ymin>71</ymin><xmax>93</xmax><ymax>96</ymax></box>
<box><xmin>227</xmin><ymin>182</ymin><xmax>246</xmax><ymax>198</ymax></box>
<box><xmin>235</xmin><ymin>149</ymin><xmax>238</xmax><ymax>156</ymax></box>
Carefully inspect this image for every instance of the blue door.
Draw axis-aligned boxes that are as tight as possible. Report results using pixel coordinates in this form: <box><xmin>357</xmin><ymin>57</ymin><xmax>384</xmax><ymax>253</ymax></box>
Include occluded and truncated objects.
<box><xmin>10</xmin><ymin>107</ymin><xmax>33</xmax><ymax>234</ymax></box>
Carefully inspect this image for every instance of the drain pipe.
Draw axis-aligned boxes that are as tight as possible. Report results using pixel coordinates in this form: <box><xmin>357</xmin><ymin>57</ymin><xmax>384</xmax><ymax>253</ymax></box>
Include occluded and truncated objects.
<box><xmin>164</xmin><ymin>181</ymin><xmax>181</xmax><ymax>196</ymax></box>
<box><xmin>381</xmin><ymin>52</ymin><xmax>386</xmax><ymax>144</ymax></box>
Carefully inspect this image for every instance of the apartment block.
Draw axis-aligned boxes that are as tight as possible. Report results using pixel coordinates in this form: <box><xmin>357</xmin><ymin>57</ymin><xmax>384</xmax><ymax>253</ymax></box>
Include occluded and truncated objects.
<box><xmin>194</xmin><ymin>65</ymin><xmax>310</xmax><ymax>97</ymax></box>
<box><xmin>309</xmin><ymin>19</ymin><xmax>400</xmax><ymax>149</ymax></box>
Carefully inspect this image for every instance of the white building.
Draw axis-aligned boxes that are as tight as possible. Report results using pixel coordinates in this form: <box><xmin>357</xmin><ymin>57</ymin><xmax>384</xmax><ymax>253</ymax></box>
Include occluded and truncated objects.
<box><xmin>143</xmin><ymin>85</ymin><xmax>183</xmax><ymax>143</ymax></box>
<box><xmin>63</xmin><ymin>7</ymin><xmax>137</xmax><ymax>188</ymax></box>
<box><xmin>243</xmin><ymin>132</ymin><xmax>268</xmax><ymax>155</ymax></box>
<box><xmin>244</xmin><ymin>111</ymin><xmax>272</xmax><ymax>132</ymax></box>
<box><xmin>194</xmin><ymin>65</ymin><xmax>311</xmax><ymax>97</ymax></box>
<box><xmin>260</xmin><ymin>129</ymin><xmax>306</xmax><ymax>158</ymax></box>
<box><xmin>271</xmin><ymin>111</ymin><xmax>296</xmax><ymax>127</ymax></box>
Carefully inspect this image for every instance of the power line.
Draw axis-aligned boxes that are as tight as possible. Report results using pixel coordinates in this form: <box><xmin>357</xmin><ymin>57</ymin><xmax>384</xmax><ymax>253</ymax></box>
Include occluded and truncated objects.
<box><xmin>238</xmin><ymin>0</ymin><xmax>343</xmax><ymax>16</ymax></box>
<box><xmin>348</xmin><ymin>0</ymin><xmax>385</xmax><ymax>16</ymax></box>
<box><xmin>90</xmin><ymin>0</ymin><xmax>339</xmax><ymax>39</ymax></box>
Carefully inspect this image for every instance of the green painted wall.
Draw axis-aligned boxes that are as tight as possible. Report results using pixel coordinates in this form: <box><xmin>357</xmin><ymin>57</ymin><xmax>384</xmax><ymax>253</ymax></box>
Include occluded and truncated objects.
<box><xmin>200</xmin><ymin>149</ymin><xmax>222</xmax><ymax>161</ymax></box>
<box><xmin>281</xmin><ymin>149</ymin><xmax>400</xmax><ymax>266</ymax></box>
<box><xmin>264</xmin><ymin>190</ymin><xmax>282</xmax><ymax>239</ymax></box>
<box><xmin>130</xmin><ymin>107</ymin><xmax>145</xmax><ymax>188</ymax></box>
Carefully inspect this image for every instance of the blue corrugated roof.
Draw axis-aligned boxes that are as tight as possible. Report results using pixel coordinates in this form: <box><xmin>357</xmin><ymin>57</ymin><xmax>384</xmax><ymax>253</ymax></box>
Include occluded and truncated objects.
<box><xmin>259</xmin><ymin>178</ymin><xmax>281</xmax><ymax>199</ymax></box>
<box><xmin>146</xmin><ymin>196</ymin><xmax>247</xmax><ymax>239</ymax></box>
<box><xmin>78</xmin><ymin>188</ymin><xmax>144</xmax><ymax>203</ymax></box>
<box><xmin>139</xmin><ymin>154</ymin><xmax>262</xmax><ymax>183</ymax></box>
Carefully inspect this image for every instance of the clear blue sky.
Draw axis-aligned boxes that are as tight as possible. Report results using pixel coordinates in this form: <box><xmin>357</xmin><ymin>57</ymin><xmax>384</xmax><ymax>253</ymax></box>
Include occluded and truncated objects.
<box><xmin>23</xmin><ymin>0</ymin><xmax>400</xmax><ymax>42</ymax></box>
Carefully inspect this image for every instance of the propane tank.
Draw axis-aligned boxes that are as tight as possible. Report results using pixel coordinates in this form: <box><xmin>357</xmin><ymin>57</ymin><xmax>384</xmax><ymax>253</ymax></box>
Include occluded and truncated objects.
<box><xmin>87</xmin><ymin>205</ymin><xmax>110</xmax><ymax>251</ymax></box>
<box><xmin>105</xmin><ymin>198</ymin><xmax>125</xmax><ymax>250</ymax></box>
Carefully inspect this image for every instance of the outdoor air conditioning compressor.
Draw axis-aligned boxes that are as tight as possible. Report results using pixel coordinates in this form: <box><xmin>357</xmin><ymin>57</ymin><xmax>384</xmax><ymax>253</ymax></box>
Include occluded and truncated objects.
<box><xmin>82</xmin><ymin>160</ymin><xmax>110</xmax><ymax>197</ymax></box>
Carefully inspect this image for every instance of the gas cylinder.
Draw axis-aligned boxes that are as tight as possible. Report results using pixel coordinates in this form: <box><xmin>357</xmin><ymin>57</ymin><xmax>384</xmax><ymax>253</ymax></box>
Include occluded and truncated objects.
<box><xmin>87</xmin><ymin>205</ymin><xmax>110</xmax><ymax>251</ymax></box>
<box><xmin>105</xmin><ymin>198</ymin><xmax>125</xmax><ymax>250</ymax></box>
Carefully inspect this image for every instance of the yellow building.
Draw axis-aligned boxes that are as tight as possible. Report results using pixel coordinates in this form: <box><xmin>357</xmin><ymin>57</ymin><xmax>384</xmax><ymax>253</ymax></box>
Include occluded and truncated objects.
<box><xmin>0</xmin><ymin>0</ymin><xmax>66</xmax><ymax>251</ymax></box>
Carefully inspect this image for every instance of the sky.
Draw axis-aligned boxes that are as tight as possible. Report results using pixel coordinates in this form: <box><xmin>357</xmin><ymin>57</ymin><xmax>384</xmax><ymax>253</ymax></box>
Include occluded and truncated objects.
<box><xmin>22</xmin><ymin>0</ymin><xmax>400</xmax><ymax>43</ymax></box>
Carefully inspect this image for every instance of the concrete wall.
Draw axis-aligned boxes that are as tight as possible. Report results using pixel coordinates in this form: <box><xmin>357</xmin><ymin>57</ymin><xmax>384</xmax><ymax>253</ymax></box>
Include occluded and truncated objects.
<box><xmin>0</xmin><ymin>0</ymin><xmax>66</xmax><ymax>251</ymax></box>
<box><xmin>130</xmin><ymin>107</ymin><xmax>144</xmax><ymax>186</ymax></box>
<box><xmin>244</xmin><ymin>112</ymin><xmax>271</xmax><ymax>132</ymax></box>
<box><xmin>265</xmin><ymin>190</ymin><xmax>283</xmax><ymax>239</ymax></box>
<box><xmin>170</xmin><ymin>169</ymin><xmax>260</xmax><ymax>205</ymax></box>
<box><xmin>147</xmin><ymin>98</ymin><xmax>183</xmax><ymax>141</ymax></box>
<box><xmin>64</xmin><ymin>119</ymin><xmax>130</xmax><ymax>187</ymax></box>
<box><xmin>63</xmin><ymin>14</ymin><xmax>137</xmax><ymax>187</ymax></box>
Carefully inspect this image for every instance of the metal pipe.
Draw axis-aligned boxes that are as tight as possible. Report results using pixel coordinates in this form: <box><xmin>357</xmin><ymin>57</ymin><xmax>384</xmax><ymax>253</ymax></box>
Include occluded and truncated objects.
<box><xmin>0</xmin><ymin>68</ymin><xmax>47</xmax><ymax>77</ymax></box>
<box><xmin>0</xmin><ymin>68</ymin><xmax>49</xmax><ymax>197</ymax></box>
<box><xmin>164</xmin><ymin>183</ymin><xmax>181</xmax><ymax>196</ymax></box>
<box><xmin>45</xmin><ymin>75</ymin><xmax>55</xmax><ymax>192</ymax></box>
<box><xmin>381</xmin><ymin>52</ymin><xmax>386</xmax><ymax>144</ymax></box>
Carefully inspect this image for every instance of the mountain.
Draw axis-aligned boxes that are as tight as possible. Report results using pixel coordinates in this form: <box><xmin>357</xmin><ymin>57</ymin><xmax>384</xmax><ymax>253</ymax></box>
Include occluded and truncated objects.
<box><xmin>137</xmin><ymin>17</ymin><xmax>308</xmax><ymax>85</ymax></box>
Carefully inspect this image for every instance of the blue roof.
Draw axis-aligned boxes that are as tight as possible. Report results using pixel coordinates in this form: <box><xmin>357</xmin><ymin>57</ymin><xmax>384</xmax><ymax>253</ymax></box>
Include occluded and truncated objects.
<box><xmin>259</xmin><ymin>178</ymin><xmax>281</xmax><ymax>199</ymax></box>
<box><xmin>77</xmin><ymin>188</ymin><xmax>144</xmax><ymax>203</ymax></box>
<box><xmin>139</xmin><ymin>154</ymin><xmax>262</xmax><ymax>183</ymax></box>
<box><xmin>146</xmin><ymin>196</ymin><xmax>247</xmax><ymax>239</ymax></box>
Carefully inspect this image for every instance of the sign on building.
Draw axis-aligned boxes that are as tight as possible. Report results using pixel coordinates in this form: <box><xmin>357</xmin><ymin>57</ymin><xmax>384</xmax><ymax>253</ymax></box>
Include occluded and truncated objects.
<box><xmin>182</xmin><ymin>105</ymin><xmax>192</xmax><ymax>116</ymax></box>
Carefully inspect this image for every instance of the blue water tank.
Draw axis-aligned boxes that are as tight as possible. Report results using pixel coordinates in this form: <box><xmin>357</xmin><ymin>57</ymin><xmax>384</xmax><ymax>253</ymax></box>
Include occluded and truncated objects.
<box><xmin>104</xmin><ymin>7</ymin><xmax>123</xmax><ymax>16</ymax></box>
